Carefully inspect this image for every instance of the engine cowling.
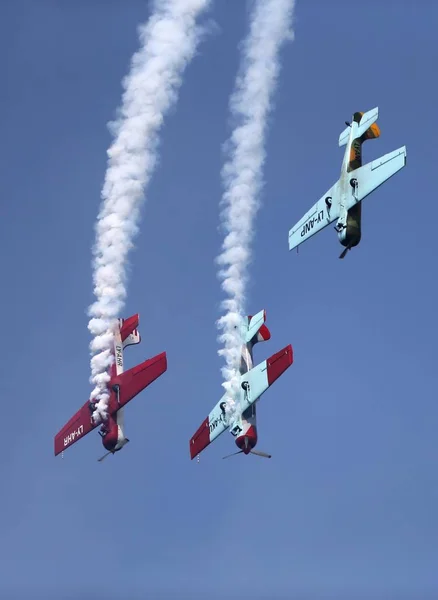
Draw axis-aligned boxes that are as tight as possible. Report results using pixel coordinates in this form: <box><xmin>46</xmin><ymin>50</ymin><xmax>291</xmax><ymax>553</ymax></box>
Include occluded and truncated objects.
<box><xmin>235</xmin><ymin>424</ymin><xmax>257</xmax><ymax>455</ymax></box>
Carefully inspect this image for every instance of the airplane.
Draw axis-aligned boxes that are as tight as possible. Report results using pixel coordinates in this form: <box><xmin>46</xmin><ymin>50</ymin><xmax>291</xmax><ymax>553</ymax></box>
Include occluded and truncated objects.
<box><xmin>288</xmin><ymin>107</ymin><xmax>407</xmax><ymax>259</ymax></box>
<box><xmin>54</xmin><ymin>313</ymin><xmax>167</xmax><ymax>462</ymax></box>
<box><xmin>189</xmin><ymin>309</ymin><xmax>293</xmax><ymax>460</ymax></box>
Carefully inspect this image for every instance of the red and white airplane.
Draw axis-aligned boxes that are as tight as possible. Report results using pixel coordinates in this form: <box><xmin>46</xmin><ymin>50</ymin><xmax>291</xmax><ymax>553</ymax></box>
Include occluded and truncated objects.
<box><xmin>54</xmin><ymin>313</ymin><xmax>167</xmax><ymax>461</ymax></box>
<box><xmin>189</xmin><ymin>309</ymin><xmax>293</xmax><ymax>460</ymax></box>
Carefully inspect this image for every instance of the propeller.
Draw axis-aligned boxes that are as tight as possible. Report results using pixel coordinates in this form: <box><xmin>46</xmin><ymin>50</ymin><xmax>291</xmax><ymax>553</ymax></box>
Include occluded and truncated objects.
<box><xmin>222</xmin><ymin>450</ymin><xmax>244</xmax><ymax>459</ymax></box>
<box><xmin>250</xmin><ymin>450</ymin><xmax>272</xmax><ymax>458</ymax></box>
<box><xmin>97</xmin><ymin>451</ymin><xmax>113</xmax><ymax>462</ymax></box>
<box><xmin>339</xmin><ymin>243</ymin><xmax>352</xmax><ymax>259</ymax></box>
<box><xmin>222</xmin><ymin>449</ymin><xmax>271</xmax><ymax>459</ymax></box>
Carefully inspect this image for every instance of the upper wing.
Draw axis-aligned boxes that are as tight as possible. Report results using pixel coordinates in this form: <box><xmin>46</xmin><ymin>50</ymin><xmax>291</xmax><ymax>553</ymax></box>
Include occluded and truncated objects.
<box><xmin>239</xmin><ymin>344</ymin><xmax>293</xmax><ymax>413</ymax></box>
<box><xmin>189</xmin><ymin>345</ymin><xmax>293</xmax><ymax>459</ymax></box>
<box><xmin>114</xmin><ymin>351</ymin><xmax>167</xmax><ymax>408</ymax></box>
<box><xmin>347</xmin><ymin>146</ymin><xmax>407</xmax><ymax>210</ymax></box>
<box><xmin>54</xmin><ymin>401</ymin><xmax>98</xmax><ymax>456</ymax></box>
<box><xmin>288</xmin><ymin>182</ymin><xmax>340</xmax><ymax>252</ymax></box>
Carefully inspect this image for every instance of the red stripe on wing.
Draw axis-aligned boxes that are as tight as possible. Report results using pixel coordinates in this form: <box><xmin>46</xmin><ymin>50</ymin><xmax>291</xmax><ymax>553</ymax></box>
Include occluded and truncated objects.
<box><xmin>189</xmin><ymin>417</ymin><xmax>210</xmax><ymax>460</ymax></box>
<box><xmin>266</xmin><ymin>344</ymin><xmax>293</xmax><ymax>386</ymax></box>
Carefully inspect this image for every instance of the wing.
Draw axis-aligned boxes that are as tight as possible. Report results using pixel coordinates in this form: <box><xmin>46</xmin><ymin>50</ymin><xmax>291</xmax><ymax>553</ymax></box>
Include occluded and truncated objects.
<box><xmin>239</xmin><ymin>345</ymin><xmax>293</xmax><ymax>413</ymax></box>
<box><xmin>114</xmin><ymin>351</ymin><xmax>167</xmax><ymax>408</ymax></box>
<box><xmin>54</xmin><ymin>401</ymin><xmax>98</xmax><ymax>456</ymax></box>
<box><xmin>347</xmin><ymin>146</ymin><xmax>407</xmax><ymax>210</ymax></box>
<box><xmin>189</xmin><ymin>345</ymin><xmax>293</xmax><ymax>459</ymax></box>
<box><xmin>189</xmin><ymin>396</ymin><xmax>229</xmax><ymax>459</ymax></box>
<box><xmin>288</xmin><ymin>182</ymin><xmax>340</xmax><ymax>251</ymax></box>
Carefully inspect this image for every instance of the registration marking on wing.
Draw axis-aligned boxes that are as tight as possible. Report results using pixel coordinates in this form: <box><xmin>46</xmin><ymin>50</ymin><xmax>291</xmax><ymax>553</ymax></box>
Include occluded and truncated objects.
<box><xmin>64</xmin><ymin>425</ymin><xmax>84</xmax><ymax>447</ymax></box>
<box><xmin>299</xmin><ymin>209</ymin><xmax>325</xmax><ymax>238</ymax></box>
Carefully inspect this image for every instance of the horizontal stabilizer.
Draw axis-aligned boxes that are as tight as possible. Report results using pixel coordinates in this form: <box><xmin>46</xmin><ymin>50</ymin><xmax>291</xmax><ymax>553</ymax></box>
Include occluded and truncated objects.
<box><xmin>338</xmin><ymin>107</ymin><xmax>379</xmax><ymax>147</ymax></box>
<box><xmin>244</xmin><ymin>309</ymin><xmax>271</xmax><ymax>344</ymax></box>
<box><xmin>347</xmin><ymin>146</ymin><xmax>407</xmax><ymax>210</ymax></box>
<box><xmin>119</xmin><ymin>314</ymin><xmax>140</xmax><ymax>343</ymax></box>
<box><xmin>338</xmin><ymin>125</ymin><xmax>351</xmax><ymax>148</ymax></box>
<box><xmin>112</xmin><ymin>352</ymin><xmax>167</xmax><ymax>408</ymax></box>
<box><xmin>356</xmin><ymin>107</ymin><xmax>379</xmax><ymax>139</ymax></box>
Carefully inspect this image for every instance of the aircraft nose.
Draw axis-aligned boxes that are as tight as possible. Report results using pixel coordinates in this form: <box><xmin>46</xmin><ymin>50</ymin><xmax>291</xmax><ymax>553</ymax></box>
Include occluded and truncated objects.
<box><xmin>235</xmin><ymin>426</ymin><xmax>258</xmax><ymax>454</ymax></box>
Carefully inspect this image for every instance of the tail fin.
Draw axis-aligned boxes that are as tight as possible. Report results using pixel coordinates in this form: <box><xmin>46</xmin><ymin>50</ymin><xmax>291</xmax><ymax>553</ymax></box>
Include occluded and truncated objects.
<box><xmin>339</xmin><ymin>107</ymin><xmax>379</xmax><ymax>147</ymax></box>
<box><xmin>243</xmin><ymin>309</ymin><xmax>271</xmax><ymax>345</ymax></box>
<box><xmin>119</xmin><ymin>314</ymin><xmax>141</xmax><ymax>348</ymax></box>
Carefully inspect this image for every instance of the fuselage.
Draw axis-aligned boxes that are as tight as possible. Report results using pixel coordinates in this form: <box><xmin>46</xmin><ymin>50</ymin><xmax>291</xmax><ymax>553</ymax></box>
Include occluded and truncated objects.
<box><xmin>338</xmin><ymin>111</ymin><xmax>380</xmax><ymax>250</ymax></box>
<box><xmin>234</xmin><ymin>341</ymin><xmax>258</xmax><ymax>454</ymax></box>
<box><xmin>99</xmin><ymin>332</ymin><xmax>128</xmax><ymax>454</ymax></box>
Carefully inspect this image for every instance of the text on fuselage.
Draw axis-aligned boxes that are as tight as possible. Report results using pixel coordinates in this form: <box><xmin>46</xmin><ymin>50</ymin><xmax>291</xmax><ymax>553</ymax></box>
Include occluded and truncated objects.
<box><xmin>116</xmin><ymin>345</ymin><xmax>123</xmax><ymax>367</ymax></box>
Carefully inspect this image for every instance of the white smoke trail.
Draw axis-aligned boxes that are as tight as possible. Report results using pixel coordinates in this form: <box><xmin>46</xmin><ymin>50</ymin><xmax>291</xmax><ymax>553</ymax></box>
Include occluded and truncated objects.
<box><xmin>216</xmin><ymin>0</ymin><xmax>295</xmax><ymax>418</ymax></box>
<box><xmin>88</xmin><ymin>0</ymin><xmax>212</xmax><ymax>423</ymax></box>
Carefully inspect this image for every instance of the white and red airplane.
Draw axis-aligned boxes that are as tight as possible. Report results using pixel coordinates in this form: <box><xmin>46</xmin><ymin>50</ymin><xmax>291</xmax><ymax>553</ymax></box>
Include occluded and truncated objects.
<box><xmin>189</xmin><ymin>309</ymin><xmax>293</xmax><ymax>460</ymax></box>
<box><xmin>54</xmin><ymin>313</ymin><xmax>167</xmax><ymax>461</ymax></box>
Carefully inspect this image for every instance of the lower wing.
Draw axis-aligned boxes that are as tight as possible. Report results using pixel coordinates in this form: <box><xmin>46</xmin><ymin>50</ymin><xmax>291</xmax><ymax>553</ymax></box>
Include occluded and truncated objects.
<box><xmin>347</xmin><ymin>146</ymin><xmax>407</xmax><ymax>210</ymax></box>
<box><xmin>189</xmin><ymin>345</ymin><xmax>293</xmax><ymax>459</ymax></box>
<box><xmin>54</xmin><ymin>402</ymin><xmax>98</xmax><ymax>456</ymax></box>
<box><xmin>288</xmin><ymin>182</ymin><xmax>339</xmax><ymax>252</ymax></box>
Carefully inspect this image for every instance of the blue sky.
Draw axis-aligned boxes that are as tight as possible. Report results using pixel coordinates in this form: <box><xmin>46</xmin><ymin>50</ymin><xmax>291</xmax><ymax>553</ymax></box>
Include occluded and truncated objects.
<box><xmin>1</xmin><ymin>1</ymin><xmax>437</xmax><ymax>599</ymax></box>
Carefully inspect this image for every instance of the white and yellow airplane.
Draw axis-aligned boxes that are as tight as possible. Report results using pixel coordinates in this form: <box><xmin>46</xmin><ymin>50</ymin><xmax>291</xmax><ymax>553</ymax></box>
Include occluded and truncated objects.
<box><xmin>288</xmin><ymin>107</ymin><xmax>407</xmax><ymax>259</ymax></box>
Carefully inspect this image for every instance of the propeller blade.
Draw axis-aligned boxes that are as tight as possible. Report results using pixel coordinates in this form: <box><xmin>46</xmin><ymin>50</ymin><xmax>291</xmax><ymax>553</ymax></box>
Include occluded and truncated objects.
<box><xmin>97</xmin><ymin>451</ymin><xmax>112</xmax><ymax>462</ymax></box>
<box><xmin>222</xmin><ymin>450</ymin><xmax>244</xmax><ymax>460</ymax></box>
<box><xmin>250</xmin><ymin>450</ymin><xmax>272</xmax><ymax>458</ymax></box>
<box><xmin>339</xmin><ymin>245</ymin><xmax>350</xmax><ymax>259</ymax></box>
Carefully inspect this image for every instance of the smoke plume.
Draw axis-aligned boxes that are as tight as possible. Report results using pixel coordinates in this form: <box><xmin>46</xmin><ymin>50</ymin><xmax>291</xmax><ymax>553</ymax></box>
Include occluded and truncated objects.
<box><xmin>216</xmin><ymin>0</ymin><xmax>295</xmax><ymax>418</ymax></box>
<box><xmin>88</xmin><ymin>0</ymin><xmax>211</xmax><ymax>423</ymax></box>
